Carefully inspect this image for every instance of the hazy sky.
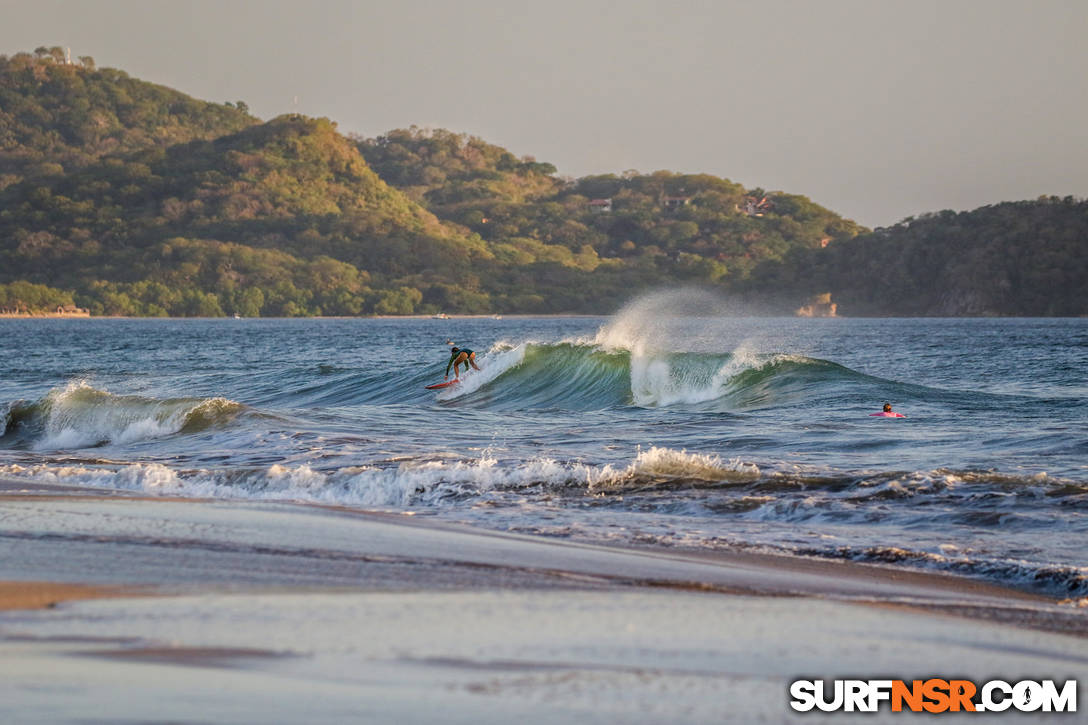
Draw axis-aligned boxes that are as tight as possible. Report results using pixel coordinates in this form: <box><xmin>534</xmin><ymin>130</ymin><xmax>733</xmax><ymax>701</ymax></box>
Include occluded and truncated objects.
<box><xmin>3</xmin><ymin>0</ymin><xmax>1086</xmax><ymax>227</ymax></box>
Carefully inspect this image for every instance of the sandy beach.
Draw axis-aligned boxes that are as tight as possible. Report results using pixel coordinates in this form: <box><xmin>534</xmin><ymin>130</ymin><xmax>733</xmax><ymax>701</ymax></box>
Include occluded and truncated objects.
<box><xmin>1</xmin><ymin>481</ymin><xmax>1084</xmax><ymax>724</ymax></box>
<box><xmin>0</xmin><ymin>581</ymin><xmax>130</xmax><ymax>611</ymax></box>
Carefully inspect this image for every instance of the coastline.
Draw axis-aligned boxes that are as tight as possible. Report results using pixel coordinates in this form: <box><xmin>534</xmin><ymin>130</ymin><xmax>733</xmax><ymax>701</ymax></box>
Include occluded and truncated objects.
<box><xmin>0</xmin><ymin>313</ymin><xmax>604</xmax><ymax>320</ymax></box>
<box><xmin>3</xmin><ymin>313</ymin><xmax>1085</xmax><ymax>321</ymax></box>
<box><xmin>1</xmin><ymin>485</ymin><xmax>1086</xmax><ymax>722</ymax></box>
<box><xmin>0</xmin><ymin>480</ymin><xmax>1082</xmax><ymax>625</ymax></box>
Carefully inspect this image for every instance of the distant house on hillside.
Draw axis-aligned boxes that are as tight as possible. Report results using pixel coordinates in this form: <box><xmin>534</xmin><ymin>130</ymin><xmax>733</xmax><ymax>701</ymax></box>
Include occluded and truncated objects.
<box><xmin>740</xmin><ymin>195</ymin><xmax>773</xmax><ymax>217</ymax></box>
<box><xmin>662</xmin><ymin>196</ymin><xmax>691</xmax><ymax>211</ymax></box>
<box><xmin>587</xmin><ymin>198</ymin><xmax>613</xmax><ymax>213</ymax></box>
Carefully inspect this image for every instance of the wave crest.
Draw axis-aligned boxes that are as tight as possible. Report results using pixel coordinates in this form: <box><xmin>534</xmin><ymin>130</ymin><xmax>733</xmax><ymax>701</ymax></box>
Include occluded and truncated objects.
<box><xmin>3</xmin><ymin>453</ymin><xmax>1081</xmax><ymax>597</ymax></box>
<box><xmin>0</xmin><ymin>445</ymin><xmax>759</xmax><ymax>505</ymax></box>
<box><xmin>428</xmin><ymin>337</ymin><xmax>841</xmax><ymax>411</ymax></box>
<box><xmin>589</xmin><ymin>447</ymin><xmax>760</xmax><ymax>490</ymax></box>
<box><xmin>2</xmin><ymin>382</ymin><xmax>245</xmax><ymax>450</ymax></box>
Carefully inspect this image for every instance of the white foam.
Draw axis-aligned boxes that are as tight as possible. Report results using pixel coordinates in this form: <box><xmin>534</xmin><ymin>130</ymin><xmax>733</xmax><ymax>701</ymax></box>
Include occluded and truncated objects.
<box><xmin>438</xmin><ymin>344</ymin><xmax>527</xmax><ymax>400</ymax></box>
<box><xmin>629</xmin><ymin>354</ymin><xmax>732</xmax><ymax>407</ymax></box>
<box><xmin>590</xmin><ymin>446</ymin><xmax>760</xmax><ymax>487</ymax></box>
<box><xmin>30</xmin><ymin>381</ymin><xmax>240</xmax><ymax>450</ymax></box>
<box><xmin>0</xmin><ymin>446</ymin><xmax>760</xmax><ymax>507</ymax></box>
<box><xmin>588</xmin><ymin>290</ymin><xmax>789</xmax><ymax>407</ymax></box>
<box><xmin>593</xmin><ymin>288</ymin><xmax>736</xmax><ymax>354</ymax></box>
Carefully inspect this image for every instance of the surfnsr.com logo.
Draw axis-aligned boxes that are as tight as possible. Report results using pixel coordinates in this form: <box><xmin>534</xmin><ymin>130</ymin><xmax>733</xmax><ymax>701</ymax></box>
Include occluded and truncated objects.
<box><xmin>789</xmin><ymin>679</ymin><xmax>1077</xmax><ymax>713</ymax></box>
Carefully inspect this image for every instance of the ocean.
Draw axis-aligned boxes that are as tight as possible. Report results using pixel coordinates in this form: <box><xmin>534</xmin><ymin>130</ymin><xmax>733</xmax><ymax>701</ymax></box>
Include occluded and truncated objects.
<box><xmin>2</xmin><ymin>292</ymin><xmax>1086</xmax><ymax>598</ymax></box>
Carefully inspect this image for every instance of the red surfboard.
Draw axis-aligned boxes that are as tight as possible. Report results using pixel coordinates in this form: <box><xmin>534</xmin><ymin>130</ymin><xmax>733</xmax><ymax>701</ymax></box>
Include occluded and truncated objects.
<box><xmin>425</xmin><ymin>380</ymin><xmax>459</xmax><ymax>390</ymax></box>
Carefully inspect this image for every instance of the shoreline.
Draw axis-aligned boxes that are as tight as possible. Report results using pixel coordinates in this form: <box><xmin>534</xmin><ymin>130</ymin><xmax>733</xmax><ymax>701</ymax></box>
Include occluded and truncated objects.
<box><xmin>0</xmin><ymin>313</ymin><xmax>607</xmax><ymax>320</ymax></box>
<box><xmin>0</xmin><ymin>483</ymin><xmax>1083</xmax><ymax>633</ymax></box>
<box><xmin>0</xmin><ymin>312</ymin><xmax>91</xmax><ymax>319</ymax></box>
<box><xmin>2</xmin><ymin>486</ymin><xmax>1085</xmax><ymax>722</ymax></box>
<box><xmin>4</xmin><ymin>313</ymin><xmax>1085</xmax><ymax>321</ymax></box>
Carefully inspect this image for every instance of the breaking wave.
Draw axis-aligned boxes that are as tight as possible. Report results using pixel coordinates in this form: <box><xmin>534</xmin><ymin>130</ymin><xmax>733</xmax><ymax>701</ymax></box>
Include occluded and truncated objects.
<box><xmin>1</xmin><ymin>382</ymin><xmax>246</xmax><ymax>450</ymax></box>
<box><xmin>0</xmin><ymin>446</ymin><xmax>759</xmax><ymax>506</ymax></box>
<box><xmin>416</xmin><ymin>292</ymin><xmax>949</xmax><ymax>410</ymax></box>
<box><xmin>421</xmin><ymin>340</ymin><xmax>893</xmax><ymax>412</ymax></box>
<box><xmin>2</xmin><ymin>443</ymin><xmax>1084</xmax><ymax>596</ymax></box>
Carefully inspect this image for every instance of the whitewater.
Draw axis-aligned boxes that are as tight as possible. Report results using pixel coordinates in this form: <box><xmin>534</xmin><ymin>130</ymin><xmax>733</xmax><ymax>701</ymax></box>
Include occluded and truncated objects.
<box><xmin>1</xmin><ymin>294</ymin><xmax>1086</xmax><ymax>597</ymax></box>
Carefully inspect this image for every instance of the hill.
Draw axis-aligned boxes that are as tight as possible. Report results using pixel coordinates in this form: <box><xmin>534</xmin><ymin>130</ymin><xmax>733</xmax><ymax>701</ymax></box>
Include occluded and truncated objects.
<box><xmin>0</xmin><ymin>109</ymin><xmax>489</xmax><ymax>315</ymax></box>
<box><xmin>0</xmin><ymin>52</ymin><xmax>869</xmax><ymax>316</ymax></box>
<box><xmin>748</xmin><ymin>197</ymin><xmax>1088</xmax><ymax>316</ymax></box>
<box><xmin>356</xmin><ymin>126</ymin><xmax>561</xmax><ymax>208</ymax></box>
<box><xmin>3</xmin><ymin>50</ymin><xmax>1081</xmax><ymax>317</ymax></box>
<box><xmin>0</xmin><ymin>49</ymin><xmax>255</xmax><ymax>191</ymax></box>
<box><xmin>356</xmin><ymin>127</ymin><xmax>866</xmax><ymax>306</ymax></box>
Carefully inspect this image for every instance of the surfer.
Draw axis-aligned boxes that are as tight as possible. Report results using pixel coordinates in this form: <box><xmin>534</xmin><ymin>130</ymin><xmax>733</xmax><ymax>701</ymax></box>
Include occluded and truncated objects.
<box><xmin>445</xmin><ymin>346</ymin><xmax>481</xmax><ymax>380</ymax></box>
<box><xmin>870</xmin><ymin>403</ymin><xmax>905</xmax><ymax>418</ymax></box>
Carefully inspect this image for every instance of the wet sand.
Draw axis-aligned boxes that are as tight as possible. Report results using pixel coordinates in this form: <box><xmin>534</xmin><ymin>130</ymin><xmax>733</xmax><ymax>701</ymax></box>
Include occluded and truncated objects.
<box><xmin>0</xmin><ymin>581</ymin><xmax>134</xmax><ymax>611</ymax></box>
<box><xmin>1</xmin><ymin>483</ymin><xmax>1085</xmax><ymax>723</ymax></box>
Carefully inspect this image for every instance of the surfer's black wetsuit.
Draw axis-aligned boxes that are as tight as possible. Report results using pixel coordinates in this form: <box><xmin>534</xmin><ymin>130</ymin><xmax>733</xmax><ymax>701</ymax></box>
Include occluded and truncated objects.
<box><xmin>446</xmin><ymin>348</ymin><xmax>474</xmax><ymax>377</ymax></box>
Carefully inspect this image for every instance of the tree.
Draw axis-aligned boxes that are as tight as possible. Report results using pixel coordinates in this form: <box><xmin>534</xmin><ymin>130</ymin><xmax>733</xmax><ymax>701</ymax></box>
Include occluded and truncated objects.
<box><xmin>373</xmin><ymin>286</ymin><xmax>422</xmax><ymax>315</ymax></box>
<box><xmin>177</xmin><ymin>289</ymin><xmax>224</xmax><ymax>317</ymax></box>
<box><xmin>234</xmin><ymin>287</ymin><xmax>264</xmax><ymax>317</ymax></box>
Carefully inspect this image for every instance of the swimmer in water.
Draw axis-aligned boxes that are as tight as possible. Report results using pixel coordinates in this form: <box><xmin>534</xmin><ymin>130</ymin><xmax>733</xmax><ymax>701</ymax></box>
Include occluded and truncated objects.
<box><xmin>870</xmin><ymin>403</ymin><xmax>905</xmax><ymax>418</ymax></box>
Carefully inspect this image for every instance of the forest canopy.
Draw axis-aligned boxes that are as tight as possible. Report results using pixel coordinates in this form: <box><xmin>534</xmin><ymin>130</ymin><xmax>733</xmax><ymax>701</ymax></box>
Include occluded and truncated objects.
<box><xmin>2</xmin><ymin>51</ymin><xmax>1084</xmax><ymax>317</ymax></box>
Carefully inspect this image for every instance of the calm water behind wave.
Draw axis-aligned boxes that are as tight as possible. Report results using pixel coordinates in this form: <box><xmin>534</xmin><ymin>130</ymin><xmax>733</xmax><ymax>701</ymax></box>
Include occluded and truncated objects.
<box><xmin>1</xmin><ymin>303</ymin><xmax>1086</xmax><ymax>596</ymax></box>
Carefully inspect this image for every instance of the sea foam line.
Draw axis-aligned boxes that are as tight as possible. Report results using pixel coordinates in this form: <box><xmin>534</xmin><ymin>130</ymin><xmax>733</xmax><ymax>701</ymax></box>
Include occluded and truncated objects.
<box><xmin>0</xmin><ymin>447</ymin><xmax>760</xmax><ymax>507</ymax></box>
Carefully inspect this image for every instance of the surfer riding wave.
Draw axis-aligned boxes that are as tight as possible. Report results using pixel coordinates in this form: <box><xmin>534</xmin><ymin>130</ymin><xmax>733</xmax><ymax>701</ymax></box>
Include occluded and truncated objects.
<box><xmin>446</xmin><ymin>346</ymin><xmax>481</xmax><ymax>381</ymax></box>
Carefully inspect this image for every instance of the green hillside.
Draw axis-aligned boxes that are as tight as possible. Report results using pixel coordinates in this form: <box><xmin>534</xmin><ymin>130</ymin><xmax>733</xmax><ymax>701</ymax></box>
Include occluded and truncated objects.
<box><xmin>356</xmin><ymin>127</ymin><xmax>866</xmax><ymax>303</ymax></box>
<box><xmin>2</xmin><ymin>50</ymin><xmax>1081</xmax><ymax>317</ymax></box>
<box><xmin>0</xmin><ymin>109</ymin><xmax>488</xmax><ymax>315</ymax></box>
<box><xmin>0</xmin><ymin>52</ymin><xmax>868</xmax><ymax>316</ymax></box>
<box><xmin>0</xmin><ymin>49</ymin><xmax>255</xmax><ymax>191</ymax></box>
<box><xmin>357</xmin><ymin>126</ymin><xmax>561</xmax><ymax>208</ymax></box>
<box><xmin>748</xmin><ymin>197</ymin><xmax>1088</xmax><ymax>316</ymax></box>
